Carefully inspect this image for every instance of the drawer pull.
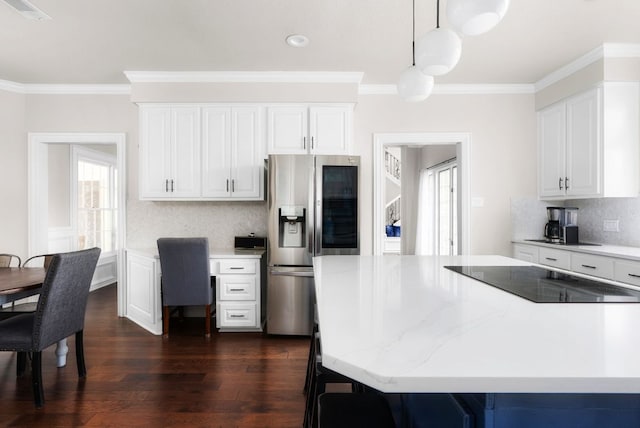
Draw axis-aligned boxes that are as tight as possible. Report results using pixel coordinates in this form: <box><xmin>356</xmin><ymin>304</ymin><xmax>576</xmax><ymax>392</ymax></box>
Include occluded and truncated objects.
<box><xmin>229</xmin><ymin>288</ymin><xmax>245</xmax><ymax>292</ymax></box>
<box><xmin>229</xmin><ymin>267</ymin><xmax>245</xmax><ymax>270</ymax></box>
<box><xmin>628</xmin><ymin>273</ymin><xmax>640</xmax><ymax>279</ymax></box>
<box><xmin>581</xmin><ymin>264</ymin><xmax>597</xmax><ymax>269</ymax></box>
<box><xmin>545</xmin><ymin>257</ymin><xmax>557</xmax><ymax>261</ymax></box>
<box><xmin>229</xmin><ymin>314</ymin><xmax>245</xmax><ymax>318</ymax></box>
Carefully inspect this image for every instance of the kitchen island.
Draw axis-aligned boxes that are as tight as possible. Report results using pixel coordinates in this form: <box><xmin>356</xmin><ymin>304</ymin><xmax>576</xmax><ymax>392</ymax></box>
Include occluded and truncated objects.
<box><xmin>313</xmin><ymin>255</ymin><xmax>640</xmax><ymax>427</ymax></box>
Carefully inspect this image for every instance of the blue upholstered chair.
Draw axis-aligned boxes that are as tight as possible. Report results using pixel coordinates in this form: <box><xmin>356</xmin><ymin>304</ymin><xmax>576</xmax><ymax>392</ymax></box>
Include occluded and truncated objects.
<box><xmin>157</xmin><ymin>237</ymin><xmax>214</xmax><ymax>338</ymax></box>
<box><xmin>0</xmin><ymin>247</ymin><xmax>101</xmax><ymax>408</ymax></box>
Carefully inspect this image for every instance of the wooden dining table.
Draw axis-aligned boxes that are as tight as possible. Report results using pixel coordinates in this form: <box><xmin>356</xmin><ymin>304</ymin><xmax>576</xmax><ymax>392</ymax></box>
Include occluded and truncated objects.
<box><xmin>0</xmin><ymin>267</ymin><xmax>69</xmax><ymax>367</ymax></box>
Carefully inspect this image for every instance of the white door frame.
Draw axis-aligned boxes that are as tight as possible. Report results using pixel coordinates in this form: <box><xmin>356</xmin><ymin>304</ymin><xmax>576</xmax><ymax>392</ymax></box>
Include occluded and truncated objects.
<box><xmin>28</xmin><ymin>132</ymin><xmax>127</xmax><ymax>316</ymax></box>
<box><xmin>373</xmin><ymin>132</ymin><xmax>471</xmax><ymax>256</ymax></box>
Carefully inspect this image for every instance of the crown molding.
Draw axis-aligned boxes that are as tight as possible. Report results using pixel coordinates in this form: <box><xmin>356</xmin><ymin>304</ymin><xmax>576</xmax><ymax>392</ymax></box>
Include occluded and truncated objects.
<box><xmin>359</xmin><ymin>83</ymin><xmax>535</xmax><ymax>96</ymax></box>
<box><xmin>124</xmin><ymin>71</ymin><xmax>365</xmax><ymax>84</ymax></box>
<box><xmin>0</xmin><ymin>80</ymin><xmax>131</xmax><ymax>95</ymax></box>
<box><xmin>535</xmin><ymin>43</ymin><xmax>640</xmax><ymax>92</ymax></box>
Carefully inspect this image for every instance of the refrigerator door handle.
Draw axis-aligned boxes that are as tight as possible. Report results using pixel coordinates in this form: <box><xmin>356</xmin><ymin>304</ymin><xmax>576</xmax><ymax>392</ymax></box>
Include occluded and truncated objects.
<box><xmin>269</xmin><ymin>269</ymin><xmax>315</xmax><ymax>278</ymax></box>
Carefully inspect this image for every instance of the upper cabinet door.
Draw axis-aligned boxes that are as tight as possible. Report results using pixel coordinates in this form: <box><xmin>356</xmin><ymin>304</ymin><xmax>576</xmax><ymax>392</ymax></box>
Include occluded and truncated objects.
<box><xmin>170</xmin><ymin>106</ymin><xmax>201</xmax><ymax>197</ymax></box>
<box><xmin>139</xmin><ymin>105</ymin><xmax>200</xmax><ymax>199</ymax></box>
<box><xmin>267</xmin><ymin>106</ymin><xmax>308</xmax><ymax>154</ymax></box>
<box><xmin>201</xmin><ymin>107</ymin><xmax>232</xmax><ymax>198</ymax></box>
<box><xmin>140</xmin><ymin>106</ymin><xmax>172</xmax><ymax>199</ymax></box>
<box><xmin>309</xmin><ymin>106</ymin><xmax>351</xmax><ymax>155</ymax></box>
<box><xmin>537</xmin><ymin>103</ymin><xmax>567</xmax><ymax>198</ymax></box>
<box><xmin>231</xmin><ymin>106</ymin><xmax>263</xmax><ymax>199</ymax></box>
<box><xmin>566</xmin><ymin>88</ymin><xmax>600</xmax><ymax>198</ymax></box>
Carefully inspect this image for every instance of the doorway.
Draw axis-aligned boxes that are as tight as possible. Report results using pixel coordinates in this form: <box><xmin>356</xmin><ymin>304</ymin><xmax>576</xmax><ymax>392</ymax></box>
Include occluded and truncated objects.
<box><xmin>373</xmin><ymin>133</ymin><xmax>470</xmax><ymax>256</ymax></box>
<box><xmin>28</xmin><ymin>133</ymin><xmax>126</xmax><ymax>316</ymax></box>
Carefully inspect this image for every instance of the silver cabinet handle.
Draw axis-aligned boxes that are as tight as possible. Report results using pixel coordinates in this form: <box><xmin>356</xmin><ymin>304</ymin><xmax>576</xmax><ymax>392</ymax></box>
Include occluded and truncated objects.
<box><xmin>581</xmin><ymin>264</ymin><xmax>597</xmax><ymax>269</ymax></box>
<box><xmin>311</xmin><ymin>136</ymin><xmax>315</xmax><ymax>149</ymax></box>
<box><xmin>545</xmin><ymin>257</ymin><xmax>557</xmax><ymax>261</ymax></box>
<box><xmin>559</xmin><ymin>177</ymin><xmax>563</xmax><ymax>190</ymax></box>
<box><xmin>565</xmin><ymin>177</ymin><xmax>569</xmax><ymax>190</ymax></box>
<box><xmin>231</xmin><ymin>179</ymin><xmax>235</xmax><ymax>193</ymax></box>
<box><xmin>628</xmin><ymin>273</ymin><xmax>640</xmax><ymax>278</ymax></box>
<box><xmin>229</xmin><ymin>288</ymin><xmax>245</xmax><ymax>292</ymax></box>
<box><xmin>165</xmin><ymin>179</ymin><xmax>169</xmax><ymax>192</ymax></box>
<box><xmin>171</xmin><ymin>179</ymin><xmax>174</xmax><ymax>192</ymax></box>
<box><xmin>229</xmin><ymin>267</ymin><xmax>245</xmax><ymax>270</ymax></box>
<box><xmin>226</xmin><ymin>179</ymin><xmax>229</xmax><ymax>192</ymax></box>
<box><xmin>303</xmin><ymin>136</ymin><xmax>306</xmax><ymax>149</ymax></box>
<box><xmin>229</xmin><ymin>314</ymin><xmax>245</xmax><ymax>318</ymax></box>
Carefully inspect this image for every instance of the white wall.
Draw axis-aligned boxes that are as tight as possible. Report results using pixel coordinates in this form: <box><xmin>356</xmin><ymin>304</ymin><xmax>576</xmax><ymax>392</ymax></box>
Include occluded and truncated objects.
<box><xmin>353</xmin><ymin>93</ymin><xmax>537</xmax><ymax>256</ymax></box>
<box><xmin>0</xmin><ymin>90</ymin><xmax>27</xmax><ymax>257</ymax></box>
<box><xmin>48</xmin><ymin>144</ymin><xmax>70</xmax><ymax>228</ymax></box>
<box><xmin>1</xmin><ymin>89</ymin><xmax>537</xmax><ymax>258</ymax></box>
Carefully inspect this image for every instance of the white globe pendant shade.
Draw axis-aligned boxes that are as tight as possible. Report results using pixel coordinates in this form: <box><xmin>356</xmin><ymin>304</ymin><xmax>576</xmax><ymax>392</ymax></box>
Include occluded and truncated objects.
<box><xmin>415</xmin><ymin>28</ymin><xmax>462</xmax><ymax>76</ymax></box>
<box><xmin>396</xmin><ymin>66</ymin><xmax>434</xmax><ymax>102</ymax></box>
<box><xmin>446</xmin><ymin>0</ymin><xmax>510</xmax><ymax>36</ymax></box>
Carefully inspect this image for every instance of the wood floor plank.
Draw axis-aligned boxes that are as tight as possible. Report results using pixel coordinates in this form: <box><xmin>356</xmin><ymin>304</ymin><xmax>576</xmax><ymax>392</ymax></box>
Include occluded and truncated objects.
<box><xmin>0</xmin><ymin>284</ymin><xmax>309</xmax><ymax>427</ymax></box>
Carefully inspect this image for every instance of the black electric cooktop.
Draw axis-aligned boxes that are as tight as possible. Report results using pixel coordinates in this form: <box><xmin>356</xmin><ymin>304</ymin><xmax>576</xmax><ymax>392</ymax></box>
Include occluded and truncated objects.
<box><xmin>444</xmin><ymin>265</ymin><xmax>640</xmax><ymax>303</ymax></box>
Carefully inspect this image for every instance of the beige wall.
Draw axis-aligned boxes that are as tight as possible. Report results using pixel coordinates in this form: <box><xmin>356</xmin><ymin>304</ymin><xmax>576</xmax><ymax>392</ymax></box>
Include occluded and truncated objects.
<box><xmin>0</xmin><ymin>90</ymin><xmax>27</xmax><ymax>257</ymax></box>
<box><xmin>48</xmin><ymin>144</ymin><xmax>70</xmax><ymax>227</ymax></box>
<box><xmin>1</xmin><ymin>88</ymin><xmax>536</xmax><ymax>258</ymax></box>
<box><xmin>353</xmin><ymin>93</ymin><xmax>537</xmax><ymax>256</ymax></box>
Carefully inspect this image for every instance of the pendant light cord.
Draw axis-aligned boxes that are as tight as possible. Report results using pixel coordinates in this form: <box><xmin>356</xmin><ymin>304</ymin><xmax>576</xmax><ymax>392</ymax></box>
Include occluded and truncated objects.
<box><xmin>411</xmin><ymin>0</ymin><xmax>416</xmax><ymax>66</ymax></box>
<box><xmin>436</xmin><ymin>0</ymin><xmax>440</xmax><ymax>29</ymax></box>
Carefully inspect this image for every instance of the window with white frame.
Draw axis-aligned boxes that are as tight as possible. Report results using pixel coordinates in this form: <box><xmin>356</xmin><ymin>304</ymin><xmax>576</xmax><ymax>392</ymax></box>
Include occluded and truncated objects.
<box><xmin>73</xmin><ymin>147</ymin><xmax>117</xmax><ymax>254</ymax></box>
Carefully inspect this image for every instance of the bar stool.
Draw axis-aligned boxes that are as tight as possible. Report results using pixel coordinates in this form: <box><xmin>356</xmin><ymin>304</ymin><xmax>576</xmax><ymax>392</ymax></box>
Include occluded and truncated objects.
<box><xmin>318</xmin><ymin>392</ymin><xmax>396</xmax><ymax>428</ymax></box>
<box><xmin>304</xmin><ymin>331</ymin><xmax>365</xmax><ymax>428</ymax></box>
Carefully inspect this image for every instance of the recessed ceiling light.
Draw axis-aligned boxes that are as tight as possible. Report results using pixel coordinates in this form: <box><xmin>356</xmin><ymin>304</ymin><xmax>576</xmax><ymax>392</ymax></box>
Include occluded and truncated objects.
<box><xmin>286</xmin><ymin>34</ymin><xmax>309</xmax><ymax>48</ymax></box>
<box><xmin>2</xmin><ymin>0</ymin><xmax>51</xmax><ymax>20</ymax></box>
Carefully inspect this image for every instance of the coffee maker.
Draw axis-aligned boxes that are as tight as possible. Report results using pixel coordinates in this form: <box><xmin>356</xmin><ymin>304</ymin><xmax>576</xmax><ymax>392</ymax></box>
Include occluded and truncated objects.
<box><xmin>544</xmin><ymin>207</ymin><xmax>579</xmax><ymax>244</ymax></box>
<box><xmin>544</xmin><ymin>207</ymin><xmax>564</xmax><ymax>243</ymax></box>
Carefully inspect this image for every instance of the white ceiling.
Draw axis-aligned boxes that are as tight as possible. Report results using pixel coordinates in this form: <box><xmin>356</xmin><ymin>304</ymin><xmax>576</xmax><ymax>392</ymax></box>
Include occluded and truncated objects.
<box><xmin>1</xmin><ymin>0</ymin><xmax>639</xmax><ymax>85</ymax></box>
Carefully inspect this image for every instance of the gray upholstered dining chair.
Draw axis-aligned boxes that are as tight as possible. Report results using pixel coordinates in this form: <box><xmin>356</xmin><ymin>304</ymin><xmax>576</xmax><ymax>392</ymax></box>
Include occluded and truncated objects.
<box><xmin>0</xmin><ymin>247</ymin><xmax>101</xmax><ymax>408</ymax></box>
<box><xmin>157</xmin><ymin>237</ymin><xmax>214</xmax><ymax>338</ymax></box>
<box><xmin>0</xmin><ymin>253</ymin><xmax>21</xmax><ymax>267</ymax></box>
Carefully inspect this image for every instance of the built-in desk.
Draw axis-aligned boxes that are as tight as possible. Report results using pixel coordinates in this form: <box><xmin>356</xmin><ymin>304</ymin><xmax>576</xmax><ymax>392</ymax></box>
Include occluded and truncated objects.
<box><xmin>125</xmin><ymin>247</ymin><xmax>265</xmax><ymax>335</ymax></box>
<box><xmin>313</xmin><ymin>255</ymin><xmax>640</xmax><ymax>427</ymax></box>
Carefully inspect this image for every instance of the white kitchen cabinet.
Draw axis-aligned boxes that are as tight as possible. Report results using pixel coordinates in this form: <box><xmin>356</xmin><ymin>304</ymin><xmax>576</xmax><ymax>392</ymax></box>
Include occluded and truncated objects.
<box><xmin>538</xmin><ymin>247</ymin><xmax>571</xmax><ymax>270</ymax></box>
<box><xmin>614</xmin><ymin>259</ymin><xmax>640</xmax><ymax>287</ymax></box>
<box><xmin>267</xmin><ymin>104</ymin><xmax>352</xmax><ymax>155</ymax></box>
<box><xmin>201</xmin><ymin>106</ymin><xmax>264</xmax><ymax>199</ymax></box>
<box><xmin>139</xmin><ymin>105</ymin><xmax>201</xmax><ymax>199</ymax></box>
<box><xmin>512</xmin><ymin>244</ymin><xmax>539</xmax><ymax>263</ymax></box>
<box><xmin>571</xmin><ymin>253</ymin><xmax>614</xmax><ymax>280</ymax></box>
<box><xmin>212</xmin><ymin>257</ymin><xmax>265</xmax><ymax>332</ymax></box>
<box><xmin>537</xmin><ymin>83</ymin><xmax>640</xmax><ymax>200</ymax></box>
<box><xmin>125</xmin><ymin>250</ymin><xmax>162</xmax><ymax>335</ymax></box>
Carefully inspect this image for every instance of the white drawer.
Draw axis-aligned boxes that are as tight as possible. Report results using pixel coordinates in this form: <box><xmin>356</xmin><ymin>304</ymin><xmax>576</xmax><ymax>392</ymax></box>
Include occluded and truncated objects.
<box><xmin>513</xmin><ymin>244</ymin><xmax>539</xmax><ymax>263</ymax></box>
<box><xmin>614</xmin><ymin>260</ymin><xmax>640</xmax><ymax>287</ymax></box>
<box><xmin>571</xmin><ymin>253</ymin><xmax>614</xmax><ymax>280</ymax></box>
<box><xmin>217</xmin><ymin>303</ymin><xmax>257</xmax><ymax>327</ymax></box>
<box><xmin>218</xmin><ymin>259</ymin><xmax>256</xmax><ymax>274</ymax></box>
<box><xmin>217</xmin><ymin>275</ymin><xmax>257</xmax><ymax>301</ymax></box>
<box><xmin>538</xmin><ymin>248</ymin><xmax>570</xmax><ymax>270</ymax></box>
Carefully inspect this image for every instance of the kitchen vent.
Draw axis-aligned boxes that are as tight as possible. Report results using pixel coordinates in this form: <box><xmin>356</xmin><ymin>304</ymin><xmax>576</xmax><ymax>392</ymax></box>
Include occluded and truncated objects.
<box><xmin>3</xmin><ymin>0</ymin><xmax>51</xmax><ymax>20</ymax></box>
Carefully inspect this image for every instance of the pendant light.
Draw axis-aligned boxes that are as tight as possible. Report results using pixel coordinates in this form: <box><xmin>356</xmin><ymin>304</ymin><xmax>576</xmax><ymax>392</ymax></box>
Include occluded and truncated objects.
<box><xmin>415</xmin><ymin>0</ymin><xmax>462</xmax><ymax>76</ymax></box>
<box><xmin>447</xmin><ymin>0</ymin><xmax>510</xmax><ymax>36</ymax></box>
<box><xmin>397</xmin><ymin>0</ymin><xmax>434</xmax><ymax>102</ymax></box>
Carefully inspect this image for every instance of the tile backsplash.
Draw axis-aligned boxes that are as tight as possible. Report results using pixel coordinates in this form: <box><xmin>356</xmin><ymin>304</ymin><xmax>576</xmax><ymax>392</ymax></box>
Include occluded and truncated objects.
<box><xmin>511</xmin><ymin>196</ymin><xmax>640</xmax><ymax>247</ymax></box>
<box><xmin>127</xmin><ymin>200</ymin><xmax>268</xmax><ymax>249</ymax></box>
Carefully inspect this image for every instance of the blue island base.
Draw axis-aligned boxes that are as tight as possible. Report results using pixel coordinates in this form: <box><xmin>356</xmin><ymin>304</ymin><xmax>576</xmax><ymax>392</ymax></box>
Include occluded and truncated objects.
<box><xmin>394</xmin><ymin>393</ymin><xmax>640</xmax><ymax>428</ymax></box>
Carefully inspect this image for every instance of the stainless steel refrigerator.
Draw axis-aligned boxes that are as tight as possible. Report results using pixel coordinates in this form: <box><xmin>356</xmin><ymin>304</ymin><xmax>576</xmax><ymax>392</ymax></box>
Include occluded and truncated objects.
<box><xmin>267</xmin><ymin>154</ymin><xmax>360</xmax><ymax>335</ymax></box>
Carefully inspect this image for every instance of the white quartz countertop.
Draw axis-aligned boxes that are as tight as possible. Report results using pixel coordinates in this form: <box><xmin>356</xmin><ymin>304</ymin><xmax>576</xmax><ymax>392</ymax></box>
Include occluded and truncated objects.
<box><xmin>126</xmin><ymin>247</ymin><xmax>264</xmax><ymax>259</ymax></box>
<box><xmin>312</xmin><ymin>255</ymin><xmax>640</xmax><ymax>394</ymax></box>
<box><xmin>513</xmin><ymin>239</ymin><xmax>640</xmax><ymax>261</ymax></box>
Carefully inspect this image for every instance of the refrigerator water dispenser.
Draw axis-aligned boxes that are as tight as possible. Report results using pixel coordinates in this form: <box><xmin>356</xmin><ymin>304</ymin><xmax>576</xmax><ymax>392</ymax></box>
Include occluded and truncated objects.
<box><xmin>279</xmin><ymin>206</ymin><xmax>305</xmax><ymax>248</ymax></box>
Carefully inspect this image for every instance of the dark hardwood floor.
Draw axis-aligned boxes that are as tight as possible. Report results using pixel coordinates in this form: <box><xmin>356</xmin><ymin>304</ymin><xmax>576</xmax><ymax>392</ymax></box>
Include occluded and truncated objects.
<box><xmin>0</xmin><ymin>285</ymin><xmax>310</xmax><ymax>427</ymax></box>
